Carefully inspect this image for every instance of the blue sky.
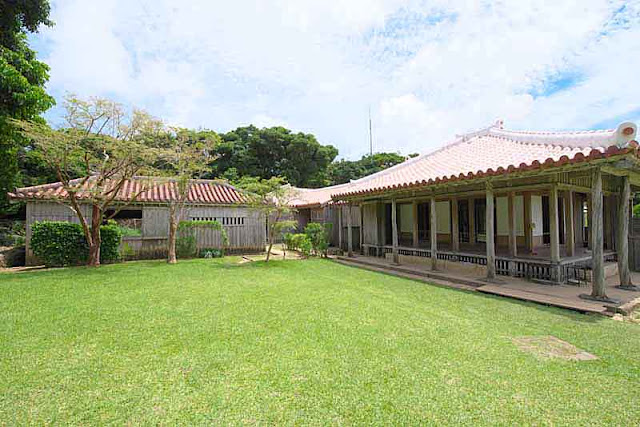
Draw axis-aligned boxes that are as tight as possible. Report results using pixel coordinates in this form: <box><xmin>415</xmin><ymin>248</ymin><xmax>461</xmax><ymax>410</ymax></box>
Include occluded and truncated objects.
<box><xmin>31</xmin><ymin>0</ymin><xmax>640</xmax><ymax>159</ymax></box>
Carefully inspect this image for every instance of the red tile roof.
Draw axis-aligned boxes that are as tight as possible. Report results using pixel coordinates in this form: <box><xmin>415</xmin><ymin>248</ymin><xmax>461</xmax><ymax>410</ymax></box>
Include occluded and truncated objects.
<box><xmin>8</xmin><ymin>176</ymin><xmax>247</xmax><ymax>205</ymax></box>
<box><xmin>288</xmin><ymin>183</ymin><xmax>351</xmax><ymax>208</ymax></box>
<box><xmin>329</xmin><ymin>121</ymin><xmax>638</xmax><ymax>199</ymax></box>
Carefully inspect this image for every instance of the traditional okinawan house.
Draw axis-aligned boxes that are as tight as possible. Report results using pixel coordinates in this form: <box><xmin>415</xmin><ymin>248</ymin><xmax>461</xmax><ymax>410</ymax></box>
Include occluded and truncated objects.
<box><xmin>9</xmin><ymin>177</ymin><xmax>266</xmax><ymax>264</ymax></box>
<box><xmin>288</xmin><ymin>183</ymin><xmax>361</xmax><ymax>254</ymax></box>
<box><xmin>317</xmin><ymin>121</ymin><xmax>640</xmax><ymax>302</ymax></box>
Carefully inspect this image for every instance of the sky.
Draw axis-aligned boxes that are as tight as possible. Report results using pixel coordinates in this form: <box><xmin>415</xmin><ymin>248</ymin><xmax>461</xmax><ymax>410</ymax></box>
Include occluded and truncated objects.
<box><xmin>30</xmin><ymin>0</ymin><xmax>640</xmax><ymax>160</ymax></box>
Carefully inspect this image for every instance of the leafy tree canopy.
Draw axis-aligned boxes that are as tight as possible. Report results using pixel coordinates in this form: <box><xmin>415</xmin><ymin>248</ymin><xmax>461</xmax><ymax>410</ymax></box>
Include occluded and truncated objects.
<box><xmin>207</xmin><ymin>125</ymin><xmax>338</xmax><ymax>188</ymax></box>
<box><xmin>0</xmin><ymin>0</ymin><xmax>55</xmax><ymax>214</ymax></box>
<box><xmin>328</xmin><ymin>152</ymin><xmax>408</xmax><ymax>185</ymax></box>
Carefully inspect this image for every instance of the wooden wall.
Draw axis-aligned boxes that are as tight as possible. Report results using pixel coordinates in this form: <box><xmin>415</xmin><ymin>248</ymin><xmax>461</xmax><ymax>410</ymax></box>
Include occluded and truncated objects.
<box><xmin>24</xmin><ymin>201</ymin><xmax>265</xmax><ymax>264</ymax></box>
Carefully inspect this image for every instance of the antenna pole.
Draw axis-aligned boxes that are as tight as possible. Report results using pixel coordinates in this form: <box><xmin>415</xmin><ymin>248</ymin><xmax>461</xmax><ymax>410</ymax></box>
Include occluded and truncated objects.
<box><xmin>368</xmin><ymin>107</ymin><xmax>373</xmax><ymax>156</ymax></box>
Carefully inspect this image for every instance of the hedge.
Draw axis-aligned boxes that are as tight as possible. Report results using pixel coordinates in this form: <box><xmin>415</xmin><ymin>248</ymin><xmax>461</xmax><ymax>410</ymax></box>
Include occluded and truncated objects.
<box><xmin>31</xmin><ymin>221</ymin><xmax>122</xmax><ymax>267</ymax></box>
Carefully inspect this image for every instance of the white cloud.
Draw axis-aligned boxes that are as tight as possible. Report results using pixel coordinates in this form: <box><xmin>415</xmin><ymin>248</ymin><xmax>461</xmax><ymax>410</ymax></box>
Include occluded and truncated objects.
<box><xmin>38</xmin><ymin>0</ymin><xmax>640</xmax><ymax>158</ymax></box>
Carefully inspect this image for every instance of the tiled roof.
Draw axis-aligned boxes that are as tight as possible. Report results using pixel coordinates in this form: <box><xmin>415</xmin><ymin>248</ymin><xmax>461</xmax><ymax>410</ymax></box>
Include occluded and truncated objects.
<box><xmin>8</xmin><ymin>176</ymin><xmax>247</xmax><ymax>205</ymax></box>
<box><xmin>331</xmin><ymin>121</ymin><xmax>638</xmax><ymax>199</ymax></box>
<box><xmin>288</xmin><ymin>183</ymin><xmax>352</xmax><ymax>208</ymax></box>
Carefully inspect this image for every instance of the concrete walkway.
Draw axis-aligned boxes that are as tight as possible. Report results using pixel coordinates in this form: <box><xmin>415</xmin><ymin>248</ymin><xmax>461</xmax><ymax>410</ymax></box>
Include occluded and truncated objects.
<box><xmin>335</xmin><ymin>255</ymin><xmax>640</xmax><ymax>315</ymax></box>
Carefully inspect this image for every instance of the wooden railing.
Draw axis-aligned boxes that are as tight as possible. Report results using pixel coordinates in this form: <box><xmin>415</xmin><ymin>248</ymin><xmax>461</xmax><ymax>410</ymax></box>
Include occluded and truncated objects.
<box><xmin>360</xmin><ymin>244</ymin><xmax>612</xmax><ymax>284</ymax></box>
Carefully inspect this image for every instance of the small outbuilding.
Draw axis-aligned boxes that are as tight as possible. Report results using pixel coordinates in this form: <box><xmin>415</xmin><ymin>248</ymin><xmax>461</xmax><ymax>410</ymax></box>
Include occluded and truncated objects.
<box><xmin>9</xmin><ymin>177</ymin><xmax>266</xmax><ymax>264</ymax></box>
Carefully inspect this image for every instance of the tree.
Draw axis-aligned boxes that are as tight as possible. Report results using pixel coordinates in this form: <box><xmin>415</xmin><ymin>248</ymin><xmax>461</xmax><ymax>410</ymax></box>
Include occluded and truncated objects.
<box><xmin>13</xmin><ymin>95</ymin><xmax>161</xmax><ymax>266</ymax></box>
<box><xmin>208</xmin><ymin>126</ymin><xmax>338</xmax><ymax>187</ymax></box>
<box><xmin>328</xmin><ymin>152</ymin><xmax>408</xmax><ymax>185</ymax></box>
<box><xmin>156</xmin><ymin>128</ymin><xmax>218</xmax><ymax>264</ymax></box>
<box><xmin>236</xmin><ymin>176</ymin><xmax>296</xmax><ymax>262</ymax></box>
<box><xmin>0</xmin><ymin>0</ymin><xmax>55</xmax><ymax>214</ymax></box>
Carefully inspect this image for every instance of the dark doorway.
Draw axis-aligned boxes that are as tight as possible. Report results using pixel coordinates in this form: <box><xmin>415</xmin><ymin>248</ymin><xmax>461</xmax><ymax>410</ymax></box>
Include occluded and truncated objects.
<box><xmin>384</xmin><ymin>203</ymin><xmax>392</xmax><ymax>245</ymax></box>
<box><xmin>458</xmin><ymin>200</ymin><xmax>469</xmax><ymax>243</ymax></box>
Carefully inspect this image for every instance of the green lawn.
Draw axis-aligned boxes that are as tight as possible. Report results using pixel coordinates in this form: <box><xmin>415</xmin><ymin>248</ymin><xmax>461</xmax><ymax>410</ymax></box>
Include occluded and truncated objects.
<box><xmin>1</xmin><ymin>259</ymin><xmax>639</xmax><ymax>424</ymax></box>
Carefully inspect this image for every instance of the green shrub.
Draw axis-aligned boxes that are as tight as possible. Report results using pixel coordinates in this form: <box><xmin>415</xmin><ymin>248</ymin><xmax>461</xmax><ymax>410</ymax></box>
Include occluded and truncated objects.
<box><xmin>99</xmin><ymin>222</ymin><xmax>122</xmax><ymax>264</ymax></box>
<box><xmin>177</xmin><ymin>220</ymin><xmax>227</xmax><ymax>259</ymax></box>
<box><xmin>284</xmin><ymin>233</ymin><xmax>312</xmax><ymax>257</ymax></box>
<box><xmin>176</xmin><ymin>234</ymin><xmax>197</xmax><ymax>259</ymax></box>
<box><xmin>200</xmin><ymin>248</ymin><xmax>224</xmax><ymax>258</ymax></box>
<box><xmin>116</xmin><ymin>225</ymin><xmax>141</xmax><ymax>236</ymax></box>
<box><xmin>304</xmin><ymin>222</ymin><xmax>331</xmax><ymax>257</ymax></box>
<box><xmin>31</xmin><ymin>221</ymin><xmax>122</xmax><ymax>267</ymax></box>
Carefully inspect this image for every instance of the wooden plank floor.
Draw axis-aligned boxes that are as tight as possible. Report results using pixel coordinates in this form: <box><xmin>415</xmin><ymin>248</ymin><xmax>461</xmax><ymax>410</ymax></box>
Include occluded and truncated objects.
<box><xmin>335</xmin><ymin>255</ymin><xmax>613</xmax><ymax>315</ymax></box>
<box><xmin>476</xmin><ymin>284</ymin><xmax>608</xmax><ymax>314</ymax></box>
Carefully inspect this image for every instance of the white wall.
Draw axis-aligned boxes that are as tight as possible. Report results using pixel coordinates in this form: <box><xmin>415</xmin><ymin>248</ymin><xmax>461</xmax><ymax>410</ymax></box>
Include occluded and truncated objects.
<box><xmin>496</xmin><ymin>196</ymin><xmax>525</xmax><ymax>236</ymax></box>
<box><xmin>531</xmin><ymin>195</ymin><xmax>544</xmax><ymax>236</ymax></box>
<box><xmin>399</xmin><ymin>203</ymin><xmax>413</xmax><ymax>233</ymax></box>
<box><xmin>436</xmin><ymin>201</ymin><xmax>450</xmax><ymax>234</ymax></box>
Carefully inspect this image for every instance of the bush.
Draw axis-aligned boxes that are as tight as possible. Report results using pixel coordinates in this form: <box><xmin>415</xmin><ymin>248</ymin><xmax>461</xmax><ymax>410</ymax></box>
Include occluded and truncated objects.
<box><xmin>284</xmin><ymin>232</ymin><xmax>312</xmax><ymax>257</ymax></box>
<box><xmin>31</xmin><ymin>221</ymin><xmax>122</xmax><ymax>267</ymax></box>
<box><xmin>176</xmin><ymin>234</ymin><xmax>197</xmax><ymax>259</ymax></box>
<box><xmin>99</xmin><ymin>222</ymin><xmax>122</xmax><ymax>264</ymax></box>
<box><xmin>200</xmin><ymin>248</ymin><xmax>224</xmax><ymax>258</ymax></box>
<box><xmin>304</xmin><ymin>222</ymin><xmax>331</xmax><ymax>257</ymax></box>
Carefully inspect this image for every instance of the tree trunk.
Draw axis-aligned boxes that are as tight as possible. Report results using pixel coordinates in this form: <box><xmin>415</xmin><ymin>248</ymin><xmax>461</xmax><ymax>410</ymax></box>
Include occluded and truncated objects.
<box><xmin>265</xmin><ymin>220</ymin><xmax>275</xmax><ymax>262</ymax></box>
<box><xmin>168</xmin><ymin>205</ymin><xmax>178</xmax><ymax>264</ymax></box>
<box><xmin>87</xmin><ymin>204</ymin><xmax>102</xmax><ymax>267</ymax></box>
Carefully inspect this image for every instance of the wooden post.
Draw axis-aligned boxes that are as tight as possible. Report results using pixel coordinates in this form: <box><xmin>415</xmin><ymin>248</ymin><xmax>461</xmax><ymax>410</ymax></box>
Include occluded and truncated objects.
<box><xmin>508</xmin><ymin>192</ymin><xmax>517</xmax><ymax>258</ymax></box>
<box><xmin>347</xmin><ymin>203</ymin><xmax>353</xmax><ymax>257</ymax></box>
<box><xmin>486</xmin><ymin>183</ymin><xmax>496</xmax><ymax>280</ymax></box>
<box><xmin>412</xmin><ymin>201</ymin><xmax>419</xmax><ymax>247</ymax></box>
<box><xmin>468</xmin><ymin>198</ymin><xmax>475</xmax><ymax>245</ymax></box>
<box><xmin>587</xmin><ymin>194</ymin><xmax>592</xmax><ymax>250</ymax></box>
<box><xmin>451</xmin><ymin>198</ymin><xmax>459</xmax><ymax>252</ymax></box>
<box><xmin>391</xmin><ymin>199</ymin><xmax>399</xmax><ymax>264</ymax></box>
<box><xmin>430</xmin><ymin>196</ymin><xmax>438</xmax><ymax>270</ymax></box>
<box><xmin>583</xmin><ymin>168</ymin><xmax>608</xmax><ymax>300</ymax></box>
<box><xmin>523</xmin><ymin>192</ymin><xmax>533</xmax><ymax>254</ymax></box>
<box><xmin>617</xmin><ymin>176</ymin><xmax>637</xmax><ymax>290</ymax></box>
<box><xmin>565</xmin><ymin>190</ymin><xmax>575</xmax><ymax>257</ymax></box>
<box><xmin>549</xmin><ymin>185</ymin><xmax>560</xmax><ymax>263</ymax></box>
<box><xmin>338</xmin><ymin>205</ymin><xmax>343</xmax><ymax>251</ymax></box>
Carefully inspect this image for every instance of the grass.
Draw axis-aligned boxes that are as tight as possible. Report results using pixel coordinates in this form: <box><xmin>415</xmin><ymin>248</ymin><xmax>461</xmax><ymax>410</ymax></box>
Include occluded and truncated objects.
<box><xmin>1</xmin><ymin>258</ymin><xmax>639</xmax><ymax>424</ymax></box>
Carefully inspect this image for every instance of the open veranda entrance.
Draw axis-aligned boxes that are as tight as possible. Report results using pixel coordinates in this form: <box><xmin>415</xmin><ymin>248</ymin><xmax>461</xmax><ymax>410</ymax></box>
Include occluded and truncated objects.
<box><xmin>337</xmin><ymin>166</ymin><xmax>640</xmax><ymax>304</ymax></box>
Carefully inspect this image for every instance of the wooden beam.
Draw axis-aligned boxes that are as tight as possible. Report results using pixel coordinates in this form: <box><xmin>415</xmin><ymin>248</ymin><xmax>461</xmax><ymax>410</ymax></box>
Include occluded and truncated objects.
<box><xmin>392</xmin><ymin>199</ymin><xmax>399</xmax><ymax>264</ymax></box>
<box><xmin>523</xmin><ymin>192</ymin><xmax>533</xmax><ymax>254</ymax></box>
<box><xmin>486</xmin><ymin>183</ymin><xmax>496</xmax><ymax>280</ymax></box>
<box><xmin>586</xmin><ymin>194</ymin><xmax>592</xmax><ymax>250</ymax></box>
<box><xmin>338</xmin><ymin>205</ymin><xmax>343</xmax><ymax>251</ymax></box>
<box><xmin>508</xmin><ymin>192</ymin><xmax>517</xmax><ymax>258</ymax></box>
<box><xmin>469</xmin><ymin>198</ymin><xmax>475</xmax><ymax>244</ymax></box>
<box><xmin>451</xmin><ymin>198</ymin><xmax>460</xmax><ymax>252</ymax></box>
<box><xmin>430</xmin><ymin>196</ymin><xmax>438</xmax><ymax>270</ymax></box>
<box><xmin>590</xmin><ymin>168</ymin><xmax>606</xmax><ymax>298</ymax></box>
<box><xmin>549</xmin><ymin>185</ymin><xmax>560</xmax><ymax>265</ymax></box>
<box><xmin>347</xmin><ymin>203</ymin><xmax>353</xmax><ymax>257</ymax></box>
<box><xmin>412</xmin><ymin>200</ymin><xmax>419</xmax><ymax>247</ymax></box>
<box><xmin>565</xmin><ymin>190</ymin><xmax>575</xmax><ymax>257</ymax></box>
<box><xmin>617</xmin><ymin>176</ymin><xmax>635</xmax><ymax>289</ymax></box>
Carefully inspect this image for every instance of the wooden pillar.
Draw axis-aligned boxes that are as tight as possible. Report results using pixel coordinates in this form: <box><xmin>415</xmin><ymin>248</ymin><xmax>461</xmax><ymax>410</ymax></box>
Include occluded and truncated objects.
<box><xmin>347</xmin><ymin>203</ymin><xmax>353</xmax><ymax>257</ymax></box>
<box><xmin>549</xmin><ymin>185</ymin><xmax>560</xmax><ymax>264</ymax></box>
<box><xmin>587</xmin><ymin>194</ymin><xmax>592</xmax><ymax>250</ymax></box>
<box><xmin>617</xmin><ymin>176</ymin><xmax>636</xmax><ymax>290</ymax></box>
<box><xmin>508</xmin><ymin>192</ymin><xmax>517</xmax><ymax>258</ymax></box>
<box><xmin>565</xmin><ymin>190</ymin><xmax>575</xmax><ymax>258</ymax></box>
<box><xmin>391</xmin><ymin>199</ymin><xmax>399</xmax><ymax>264</ymax></box>
<box><xmin>338</xmin><ymin>205</ymin><xmax>343</xmax><ymax>251</ymax></box>
<box><xmin>469</xmin><ymin>198</ymin><xmax>475</xmax><ymax>245</ymax></box>
<box><xmin>412</xmin><ymin>201</ymin><xmax>419</xmax><ymax>247</ymax></box>
<box><xmin>451</xmin><ymin>198</ymin><xmax>459</xmax><ymax>252</ymax></box>
<box><xmin>523</xmin><ymin>192</ymin><xmax>533</xmax><ymax>254</ymax></box>
<box><xmin>486</xmin><ymin>183</ymin><xmax>496</xmax><ymax>280</ymax></box>
<box><xmin>430</xmin><ymin>196</ymin><xmax>438</xmax><ymax>270</ymax></box>
<box><xmin>588</xmin><ymin>168</ymin><xmax>607</xmax><ymax>299</ymax></box>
